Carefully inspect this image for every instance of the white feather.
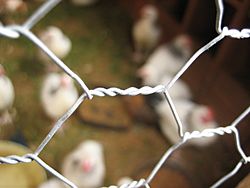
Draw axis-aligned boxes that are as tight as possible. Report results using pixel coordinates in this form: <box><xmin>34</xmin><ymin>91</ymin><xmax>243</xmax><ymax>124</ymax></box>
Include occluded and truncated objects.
<box><xmin>0</xmin><ymin>65</ymin><xmax>14</xmax><ymax>119</ymax></box>
<box><xmin>137</xmin><ymin>35</ymin><xmax>193</xmax><ymax>85</ymax></box>
<box><xmin>38</xmin><ymin>26</ymin><xmax>71</xmax><ymax>62</ymax></box>
<box><xmin>41</xmin><ymin>72</ymin><xmax>78</xmax><ymax>120</ymax></box>
<box><xmin>3</xmin><ymin>0</ymin><xmax>24</xmax><ymax>12</ymax></box>
<box><xmin>0</xmin><ymin>75</ymin><xmax>14</xmax><ymax>113</ymax></box>
<box><xmin>132</xmin><ymin>5</ymin><xmax>160</xmax><ymax>60</ymax></box>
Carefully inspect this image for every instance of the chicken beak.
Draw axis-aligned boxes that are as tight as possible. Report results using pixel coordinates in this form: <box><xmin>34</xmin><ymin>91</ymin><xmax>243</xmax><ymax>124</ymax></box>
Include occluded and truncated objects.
<box><xmin>201</xmin><ymin>107</ymin><xmax>214</xmax><ymax>124</ymax></box>
<box><xmin>82</xmin><ymin>160</ymin><xmax>92</xmax><ymax>173</ymax></box>
<box><xmin>0</xmin><ymin>67</ymin><xmax>5</xmax><ymax>76</ymax></box>
<box><xmin>60</xmin><ymin>75</ymin><xmax>71</xmax><ymax>87</ymax></box>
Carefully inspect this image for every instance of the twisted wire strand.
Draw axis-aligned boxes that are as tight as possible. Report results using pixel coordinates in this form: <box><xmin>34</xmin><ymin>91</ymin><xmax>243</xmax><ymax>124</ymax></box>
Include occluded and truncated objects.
<box><xmin>222</xmin><ymin>27</ymin><xmax>250</xmax><ymax>39</ymax></box>
<box><xmin>145</xmin><ymin>106</ymin><xmax>250</xmax><ymax>188</ymax></box>
<box><xmin>215</xmin><ymin>0</ymin><xmax>250</xmax><ymax>39</ymax></box>
<box><xmin>0</xmin><ymin>154</ymin><xmax>32</xmax><ymax>164</ymax></box>
<box><xmin>0</xmin><ymin>153</ymin><xmax>77</xmax><ymax>188</ymax></box>
<box><xmin>183</xmin><ymin>106</ymin><xmax>250</xmax><ymax>163</ymax></box>
<box><xmin>183</xmin><ymin>106</ymin><xmax>249</xmax><ymax>140</ymax></box>
<box><xmin>0</xmin><ymin>25</ymin><xmax>20</xmax><ymax>38</ymax></box>
<box><xmin>103</xmin><ymin>179</ymin><xmax>150</xmax><ymax>188</ymax></box>
<box><xmin>0</xmin><ymin>0</ymin><xmax>249</xmax><ymax>188</ymax></box>
<box><xmin>0</xmin><ymin>106</ymin><xmax>243</xmax><ymax>188</ymax></box>
<box><xmin>183</xmin><ymin>126</ymin><xmax>234</xmax><ymax>141</ymax></box>
<box><xmin>183</xmin><ymin>126</ymin><xmax>249</xmax><ymax>163</ymax></box>
<box><xmin>119</xmin><ymin>179</ymin><xmax>150</xmax><ymax>188</ymax></box>
<box><xmin>90</xmin><ymin>85</ymin><xmax>166</xmax><ymax>97</ymax></box>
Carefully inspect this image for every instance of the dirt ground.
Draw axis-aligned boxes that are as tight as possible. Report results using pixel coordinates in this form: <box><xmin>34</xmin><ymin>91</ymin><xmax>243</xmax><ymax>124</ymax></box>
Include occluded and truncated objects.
<box><xmin>0</xmin><ymin>0</ymin><xmax>168</xmax><ymax>186</ymax></box>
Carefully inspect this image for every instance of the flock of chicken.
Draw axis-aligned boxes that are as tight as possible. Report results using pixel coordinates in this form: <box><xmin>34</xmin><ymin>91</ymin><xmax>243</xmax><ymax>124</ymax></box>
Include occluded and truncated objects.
<box><xmin>0</xmin><ymin>1</ymin><xmax>219</xmax><ymax>188</ymax></box>
<box><xmin>134</xmin><ymin>5</ymin><xmax>218</xmax><ymax>147</ymax></box>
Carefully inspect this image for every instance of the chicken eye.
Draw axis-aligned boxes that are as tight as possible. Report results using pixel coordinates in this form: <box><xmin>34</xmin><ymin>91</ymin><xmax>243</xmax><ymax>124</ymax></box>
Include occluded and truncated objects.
<box><xmin>49</xmin><ymin>86</ymin><xmax>59</xmax><ymax>95</ymax></box>
<box><xmin>72</xmin><ymin>158</ymin><xmax>80</xmax><ymax>166</ymax></box>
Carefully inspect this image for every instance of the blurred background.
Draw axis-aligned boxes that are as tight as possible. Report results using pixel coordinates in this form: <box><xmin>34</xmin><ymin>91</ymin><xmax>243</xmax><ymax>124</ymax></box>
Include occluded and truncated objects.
<box><xmin>0</xmin><ymin>0</ymin><xmax>249</xmax><ymax>187</ymax></box>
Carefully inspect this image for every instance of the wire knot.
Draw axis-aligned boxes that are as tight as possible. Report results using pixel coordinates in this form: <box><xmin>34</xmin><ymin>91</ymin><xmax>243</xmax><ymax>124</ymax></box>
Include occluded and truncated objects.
<box><xmin>0</xmin><ymin>25</ymin><xmax>20</xmax><ymax>38</ymax></box>
<box><xmin>91</xmin><ymin>85</ymin><xmax>165</xmax><ymax>97</ymax></box>
<box><xmin>102</xmin><ymin>179</ymin><xmax>150</xmax><ymax>188</ymax></box>
<box><xmin>244</xmin><ymin>156</ymin><xmax>250</xmax><ymax>164</ymax></box>
<box><xmin>119</xmin><ymin>179</ymin><xmax>150</xmax><ymax>188</ymax></box>
<box><xmin>240</xmin><ymin>155</ymin><xmax>250</xmax><ymax>165</ymax></box>
<box><xmin>182</xmin><ymin>125</ymin><xmax>236</xmax><ymax>142</ymax></box>
<box><xmin>0</xmin><ymin>154</ymin><xmax>33</xmax><ymax>164</ymax></box>
<box><xmin>222</xmin><ymin>27</ymin><xmax>250</xmax><ymax>39</ymax></box>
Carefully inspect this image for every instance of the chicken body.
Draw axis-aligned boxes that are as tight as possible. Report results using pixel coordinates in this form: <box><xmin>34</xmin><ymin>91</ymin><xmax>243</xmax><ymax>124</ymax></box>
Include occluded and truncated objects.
<box><xmin>41</xmin><ymin>72</ymin><xmax>78</xmax><ymax>120</ymax></box>
<box><xmin>62</xmin><ymin>140</ymin><xmax>105</xmax><ymax>188</ymax></box>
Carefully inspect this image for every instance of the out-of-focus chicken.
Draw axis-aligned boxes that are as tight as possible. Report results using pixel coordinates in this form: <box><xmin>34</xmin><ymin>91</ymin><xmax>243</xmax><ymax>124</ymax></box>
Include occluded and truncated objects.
<box><xmin>155</xmin><ymin>100</ymin><xmax>218</xmax><ymax>147</ymax></box>
<box><xmin>132</xmin><ymin>4</ymin><xmax>161</xmax><ymax>63</ymax></box>
<box><xmin>137</xmin><ymin>34</ymin><xmax>193</xmax><ymax>84</ymax></box>
<box><xmin>62</xmin><ymin>140</ymin><xmax>105</xmax><ymax>188</ymax></box>
<box><xmin>0</xmin><ymin>64</ymin><xmax>15</xmax><ymax>125</ymax></box>
<box><xmin>0</xmin><ymin>0</ymin><xmax>26</xmax><ymax>13</ymax></box>
<box><xmin>40</xmin><ymin>72</ymin><xmax>78</xmax><ymax>121</ymax></box>
<box><xmin>38</xmin><ymin>26</ymin><xmax>71</xmax><ymax>71</ymax></box>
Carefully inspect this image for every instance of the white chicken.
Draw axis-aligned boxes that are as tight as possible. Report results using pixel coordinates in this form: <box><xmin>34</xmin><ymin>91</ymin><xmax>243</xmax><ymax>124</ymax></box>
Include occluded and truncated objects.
<box><xmin>137</xmin><ymin>34</ymin><xmax>193</xmax><ymax>85</ymax></box>
<box><xmin>0</xmin><ymin>0</ymin><xmax>25</xmax><ymax>13</ymax></box>
<box><xmin>155</xmin><ymin>100</ymin><xmax>218</xmax><ymax>147</ymax></box>
<box><xmin>40</xmin><ymin>72</ymin><xmax>78</xmax><ymax>121</ymax></box>
<box><xmin>0</xmin><ymin>64</ymin><xmax>15</xmax><ymax>125</ymax></box>
<box><xmin>132</xmin><ymin>4</ymin><xmax>161</xmax><ymax>63</ymax></box>
<box><xmin>38</xmin><ymin>26</ymin><xmax>71</xmax><ymax>71</ymax></box>
<box><xmin>62</xmin><ymin>140</ymin><xmax>105</xmax><ymax>188</ymax></box>
<box><xmin>70</xmin><ymin>0</ymin><xmax>98</xmax><ymax>6</ymax></box>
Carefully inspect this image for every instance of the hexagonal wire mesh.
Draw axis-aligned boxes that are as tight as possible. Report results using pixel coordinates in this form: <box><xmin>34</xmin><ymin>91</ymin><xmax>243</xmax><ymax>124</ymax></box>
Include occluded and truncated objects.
<box><xmin>0</xmin><ymin>0</ymin><xmax>249</xmax><ymax>187</ymax></box>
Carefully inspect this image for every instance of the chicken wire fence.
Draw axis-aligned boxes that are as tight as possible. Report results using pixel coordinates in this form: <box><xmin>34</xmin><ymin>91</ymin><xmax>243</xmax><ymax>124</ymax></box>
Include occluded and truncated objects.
<box><xmin>0</xmin><ymin>0</ymin><xmax>249</xmax><ymax>187</ymax></box>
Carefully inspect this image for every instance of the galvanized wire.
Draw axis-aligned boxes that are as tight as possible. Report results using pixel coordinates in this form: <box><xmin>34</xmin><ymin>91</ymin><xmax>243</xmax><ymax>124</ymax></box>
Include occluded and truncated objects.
<box><xmin>0</xmin><ymin>0</ymin><xmax>249</xmax><ymax>188</ymax></box>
